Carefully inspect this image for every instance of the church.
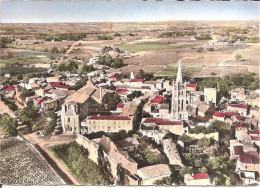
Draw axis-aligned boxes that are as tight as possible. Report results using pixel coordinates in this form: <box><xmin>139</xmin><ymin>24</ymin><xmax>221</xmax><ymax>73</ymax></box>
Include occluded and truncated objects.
<box><xmin>61</xmin><ymin>79</ymin><xmax>116</xmax><ymax>134</ymax></box>
<box><xmin>171</xmin><ymin>60</ymin><xmax>189</xmax><ymax>120</ymax></box>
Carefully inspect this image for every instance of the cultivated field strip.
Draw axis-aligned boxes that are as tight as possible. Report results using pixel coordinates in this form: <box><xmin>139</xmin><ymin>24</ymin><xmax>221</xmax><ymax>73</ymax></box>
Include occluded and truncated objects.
<box><xmin>0</xmin><ymin>137</ymin><xmax>63</xmax><ymax>185</ymax></box>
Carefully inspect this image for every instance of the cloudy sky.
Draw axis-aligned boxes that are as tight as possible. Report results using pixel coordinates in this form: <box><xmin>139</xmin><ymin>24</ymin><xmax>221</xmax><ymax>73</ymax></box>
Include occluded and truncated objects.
<box><xmin>1</xmin><ymin>1</ymin><xmax>259</xmax><ymax>23</ymax></box>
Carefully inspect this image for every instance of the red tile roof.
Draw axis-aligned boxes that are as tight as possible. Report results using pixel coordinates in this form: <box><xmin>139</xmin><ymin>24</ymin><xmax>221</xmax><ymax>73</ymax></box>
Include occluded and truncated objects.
<box><xmin>224</xmin><ymin>111</ymin><xmax>236</xmax><ymax>116</ymax></box>
<box><xmin>186</xmin><ymin>84</ymin><xmax>197</xmax><ymax>88</ymax></box>
<box><xmin>236</xmin><ymin>122</ymin><xmax>250</xmax><ymax>128</ymax></box>
<box><xmin>213</xmin><ymin>112</ymin><xmax>225</xmax><ymax>118</ymax></box>
<box><xmin>143</xmin><ymin>118</ymin><xmax>182</xmax><ymax>126</ymax></box>
<box><xmin>234</xmin><ymin>145</ymin><xmax>244</xmax><ymax>155</ymax></box>
<box><xmin>38</xmin><ymin>99</ymin><xmax>44</xmax><ymax>105</ymax></box>
<box><xmin>193</xmin><ymin>173</ymin><xmax>209</xmax><ymax>180</ymax></box>
<box><xmin>50</xmin><ymin>82</ymin><xmax>70</xmax><ymax>89</ymax></box>
<box><xmin>150</xmin><ymin>96</ymin><xmax>165</xmax><ymax>103</ymax></box>
<box><xmin>249</xmin><ymin>130</ymin><xmax>260</xmax><ymax>135</ymax></box>
<box><xmin>141</xmin><ymin>86</ymin><xmax>150</xmax><ymax>89</ymax></box>
<box><xmin>143</xmin><ymin>118</ymin><xmax>163</xmax><ymax>124</ymax></box>
<box><xmin>3</xmin><ymin>86</ymin><xmax>16</xmax><ymax>92</ymax></box>
<box><xmin>45</xmin><ymin>91</ymin><xmax>52</xmax><ymax>94</ymax></box>
<box><xmin>157</xmin><ymin>121</ymin><xmax>183</xmax><ymax>126</ymax></box>
<box><xmin>117</xmin><ymin>104</ymin><xmax>124</xmax><ymax>108</ymax></box>
<box><xmin>234</xmin><ymin>114</ymin><xmax>245</xmax><ymax>121</ymax></box>
<box><xmin>116</xmin><ymin>89</ymin><xmax>128</xmax><ymax>94</ymax></box>
<box><xmin>251</xmin><ymin>136</ymin><xmax>260</xmax><ymax>141</ymax></box>
<box><xmin>239</xmin><ymin>152</ymin><xmax>260</xmax><ymax>164</ymax></box>
<box><xmin>229</xmin><ymin>104</ymin><xmax>248</xmax><ymax>109</ymax></box>
<box><xmin>89</xmin><ymin>115</ymin><xmax>130</xmax><ymax>120</ymax></box>
<box><xmin>130</xmin><ymin>79</ymin><xmax>144</xmax><ymax>83</ymax></box>
<box><xmin>109</xmin><ymin>73</ymin><xmax>122</xmax><ymax>79</ymax></box>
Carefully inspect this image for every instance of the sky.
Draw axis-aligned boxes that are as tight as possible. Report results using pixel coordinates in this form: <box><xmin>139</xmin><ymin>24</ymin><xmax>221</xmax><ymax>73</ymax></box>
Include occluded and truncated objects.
<box><xmin>1</xmin><ymin>1</ymin><xmax>259</xmax><ymax>23</ymax></box>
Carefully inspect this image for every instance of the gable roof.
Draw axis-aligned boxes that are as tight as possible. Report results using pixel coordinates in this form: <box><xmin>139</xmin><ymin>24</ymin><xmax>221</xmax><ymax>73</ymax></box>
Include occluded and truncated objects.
<box><xmin>89</xmin><ymin>115</ymin><xmax>130</xmax><ymax>120</ymax></box>
<box><xmin>130</xmin><ymin>79</ymin><xmax>144</xmax><ymax>83</ymax></box>
<box><xmin>239</xmin><ymin>152</ymin><xmax>260</xmax><ymax>164</ymax></box>
<box><xmin>120</xmin><ymin>102</ymin><xmax>138</xmax><ymax>118</ymax></box>
<box><xmin>193</xmin><ymin>173</ymin><xmax>209</xmax><ymax>180</ymax></box>
<box><xmin>116</xmin><ymin>89</ymin><xmax>128</xmax><ymax>94</ymax></box>
<box><xmin>213</xmin><ymin>112</ymin><xmax>225</xmax><ymax>118</ymax></box>
<box><xmin>150</xmin><ymin>96</ymin><xmax>165</xmax><ymax>103</ymax></box>
<box><xmin>229</xmin><ymin>104</ymin><xmax>248</xmax><ymax>109</ymax></box>
<box><xmin>138</xmin><ymin>164</ymin><xmax>171</xmax><ymax>179</ymax></box>
<box><xmin>3</xmin><ymin>86</ymin><xmax>16</xmax><ymax>92</ymax></box>
<box><xmin>236</xmin><ymin>122</ymin><xmax>250</xmax><ymax>128</ymax></box>
<box><xmin>186</xmin><ymin>83</ymin><xmax>197</xmax><ymax>88</ymax></box>
<box><xmin>234</xmin><ymin>145</ymin><xmax>244</xmax><ymax>155</ymax></box>
<box><xmin>65</xmin><ymin>80</ymin><xmax>111</xmax><ymax>104</ymax></box>
<box><xmin>109</xmin><ymin>73</ymin><xmax>122</xmax><ymax>79</ymax></box>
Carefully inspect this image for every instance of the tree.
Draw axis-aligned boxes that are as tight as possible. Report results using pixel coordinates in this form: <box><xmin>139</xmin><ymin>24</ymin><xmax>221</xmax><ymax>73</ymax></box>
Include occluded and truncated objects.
<box><xmin>0</xmin><ymin>36</ymin><xmax>13</xmax><ymax>48</ymax></box>
<box><xmin>136</xmin><ymin>69</ymin><xmax>153</xmax><ymax>81</ymax></box>
<box><xmin>50</xmin><ymin>47</ymin><xmax>59</xmax><ymax>54</ymax></box>
<box><xmin>140</xmin><ymin>141</ymin><xmax>148</xmax><ymax>149</ymax></box>
<box><xmin>235</xmin><ymin>54</ymin><xmax>242</xmax><ymax>61</ymax></box>
<box><xmin>179</xmin><ymin>135</ymin><xmax>193</xmax><ymax>143</ymax></box>
<box><xmin>231</xmin><ymin>74</ymin><xmax>243</xmax><ymax>86</ymax></box>
<box><xmin>0</xmin><ymin>113</ymin><xmax>18</xmax><ymax>137</ymax></box>
<box><xmin>47</xmin><ymin>110</ymin><xmax>57</xmax><ymax>121</ymax></box>
<box><xmin>180</xmin><ymin>166</ymin><xmax>192</xmax><ymax>176</ymax></box>
<box><xmin>198</xmin><ymin>137</ymin><xmax>211</xmax><ymax>148</ymax></box>
<box><xmin>144</xmin><ymin>151</ymin><xmax>160</xmax><ymax>165</ymax></box>
<box><xmin>17</xmin><ymin>74</ymin><xmax>23</xmax><ymax>80</ymax></box>
<box><xmin>198</xmin><ymin>167</ymin><xmax>208</xmax><ymax>173</ymax></box>
<box><xmin>44</xmin><ymin>119</ymin><xmax>56</xmax><ymax>135</ymax></box>
<box><xmin>72</xmin><ymin>80</ymin><xmax>86</xmax><ymax>91</ymax></box>
<box><xmin>21</xmin><ymin>89</ymin><xmax>35</xmax><ymax>100</ymax></box>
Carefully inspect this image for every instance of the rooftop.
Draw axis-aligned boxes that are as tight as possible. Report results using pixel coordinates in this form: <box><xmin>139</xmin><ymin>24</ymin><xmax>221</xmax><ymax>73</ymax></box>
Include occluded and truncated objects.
<box><xmin>239</xmin><ymin>152</ymin><xmax>260</xmax><ymax>164</ymax></box>
<box><xmin>138</xmin><ymin>164</ymin><xmax>171</xmax><ymax>179</ymax></box>
<box><xmin>150</xmin><ymin>96</ymin><xmax>165</xmax><ymax>103</ymax></box>
<box><xmin>3</xmin><ymin>86</ymin><xmax>16</xmax><ymax>92</ymax></box>
<box><xmin>213</xmin><ymin>111</ymin><xmax>225</xmax><ymax>118</ymax></box>
<box><xmin>130</xmin><ymin>79</ymin><xmax>144</xmax><ymax>83</ymax></box>
<box><xmin>193</xmin><ymin>173</ymin><xmax>209</xmax><ymax>180</ymax></box>
<box><xmin>89</xmin><ymin>115</ymin><xmax>130</xmax><ymax>120</ymax></box>
<box><xmin>229</xmin><ymin>104</ymin><xmax>248</xmax><ymax>109</ymax></box>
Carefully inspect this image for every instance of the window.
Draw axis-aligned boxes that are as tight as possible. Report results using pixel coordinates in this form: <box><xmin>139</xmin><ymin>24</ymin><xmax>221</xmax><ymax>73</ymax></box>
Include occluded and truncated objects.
<box><xmin>108</xmin><ymin>126</ymin><xmax>111</xmax><ymax>132</ymax></box>
<box><xmin>68</xmin><ymin>117</ymin><xmax>70</xmax><ymax>122</ymax></box>
<box><xmin>89</xmin><ymin>121</ymin><xmax>91</xmax><ymax>124</ymax></box>
<box><xmin>118</xmin><ymin>126</ymin><xmax>121</xmax><ymax>129</ymax></box>
<box><xmin>94</xmin><ymin>126</ymin><xmax>96</xmax><ymax>130</ymax></box>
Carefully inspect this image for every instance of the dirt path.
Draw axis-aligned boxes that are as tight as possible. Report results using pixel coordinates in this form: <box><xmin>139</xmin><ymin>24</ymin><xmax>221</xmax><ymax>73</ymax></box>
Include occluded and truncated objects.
<box><xmin>58</xmin><ymin>41</ymin><xmax>79</xmax><ymax>63</ymax></box>
<box><xmin>21</xmin><ymin>133</ymin><xmax>80</xmax><ymax>185</ymax></box>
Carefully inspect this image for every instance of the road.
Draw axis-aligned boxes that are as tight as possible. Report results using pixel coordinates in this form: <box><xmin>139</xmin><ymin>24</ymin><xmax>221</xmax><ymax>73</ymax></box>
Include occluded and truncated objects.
<box><xmin>19</xmin><ymin>129</ymin><xmax>80</xmax><ymax>185</ymax></box>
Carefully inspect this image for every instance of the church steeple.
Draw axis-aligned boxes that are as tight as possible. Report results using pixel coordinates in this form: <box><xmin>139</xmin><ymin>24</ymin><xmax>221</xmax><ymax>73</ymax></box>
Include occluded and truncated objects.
<box><xmin>176</xmin><ymin>59</ymin><xmax>183</xmax><ymax>83</ymax></box>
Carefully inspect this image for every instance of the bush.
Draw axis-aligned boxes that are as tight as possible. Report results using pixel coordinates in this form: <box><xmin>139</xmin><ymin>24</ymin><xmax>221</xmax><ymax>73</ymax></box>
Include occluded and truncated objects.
<box><xmin>235</xmin><ymin>54</ymin><xmax>242</xmax><ymax>61</ymax></box>
<box><xmin>154</xmin><ymin>177</ymin><xmax>171</xmax><ymax>185</ymax></box>
<box><xmin>44</xmin><ymin>120</ymin><xmax>56</xmax><ymax>135</ymax></box>
<box><xmin>71</xmin><ymin>80</ymin><xmax>86</xmax><ymax>91</ymax></box>
<box><xmin>98</xmin><ymin>34</ymin><xmax>114</xmax><ymax>40</ymax></box>
<box><xmin>17</xmin><ymin>74</ymin><xmax>23</xmax><ymax>80</ymax></box>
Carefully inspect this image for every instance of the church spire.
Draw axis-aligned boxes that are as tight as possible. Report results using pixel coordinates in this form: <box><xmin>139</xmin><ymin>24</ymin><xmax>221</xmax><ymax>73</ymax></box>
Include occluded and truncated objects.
<box><xmin>176</xmin><ymin>59</ymin><xmax>183</xmax><ymax>83</ymax></box>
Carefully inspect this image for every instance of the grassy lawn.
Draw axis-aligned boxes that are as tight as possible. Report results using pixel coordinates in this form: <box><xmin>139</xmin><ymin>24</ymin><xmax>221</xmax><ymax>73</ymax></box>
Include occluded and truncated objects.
<box><xmin>0</xmin><ymin>57</ymin><xmax>52</xmax><ymax>67</ymax></box>
<box><xmin>118</xmin><ymin>42</ymin><xmax>197</xmax><ymax>52</ymax></box>
<box><xmin>154</xmin><ymin>66</ymin><xmax>203</xmax><ymax>78</ymax></box>
<box><xmin>49</xmin><ymin>142</ymin><xmax>108</xmax><ymax>185</ymax></box>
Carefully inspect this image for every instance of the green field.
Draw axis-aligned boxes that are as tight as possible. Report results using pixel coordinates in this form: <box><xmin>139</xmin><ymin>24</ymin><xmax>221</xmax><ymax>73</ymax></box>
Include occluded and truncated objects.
<box><xmin>0</xmin><ymin>57</ymin><xmax>52</xmax><ymax>67</ymax></box>
<box><xmin>154</xmin><ymin>66</ymin><xmax>203</xmax><ymax>79</ymax></box>
<box><xmin>118</xmin><ymin>42</ymin><xmax>197</xmax><ymax>52</ymax></box>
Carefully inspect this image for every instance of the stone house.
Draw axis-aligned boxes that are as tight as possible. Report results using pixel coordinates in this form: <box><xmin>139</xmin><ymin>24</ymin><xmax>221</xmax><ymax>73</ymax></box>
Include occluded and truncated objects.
<box><xmin>184</xmin><ymin>173</ymin><xmax>211</xmax><ymax>186</ymax></box>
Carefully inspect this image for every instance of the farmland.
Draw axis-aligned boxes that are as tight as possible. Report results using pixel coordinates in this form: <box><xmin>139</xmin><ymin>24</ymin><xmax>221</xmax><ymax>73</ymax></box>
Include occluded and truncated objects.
<box><xmin>154</xmin><ymin>66</ymin><xmax>203</xmax><ymax>79</ymax></box>
<box><xmin>0</xmin><ymin>57</ymin><xmax>52</xmax><ymax>67</ymax></box>
<box><xmin>118</xmin><ymin>42</ymin><xmax>197</xmax><ymax>52</ymax></box>
<box><xmin>0</xmin><ymin>137</ymin><xmax>63</xmax><ymax>185</ymax></box>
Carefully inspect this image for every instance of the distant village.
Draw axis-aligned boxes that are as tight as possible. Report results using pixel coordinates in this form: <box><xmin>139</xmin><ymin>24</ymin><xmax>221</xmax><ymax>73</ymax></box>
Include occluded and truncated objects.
<box><xmin>1</xmin><ymin>43</ymin><xmax>259</xmax><ymax>186</ymax></box>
